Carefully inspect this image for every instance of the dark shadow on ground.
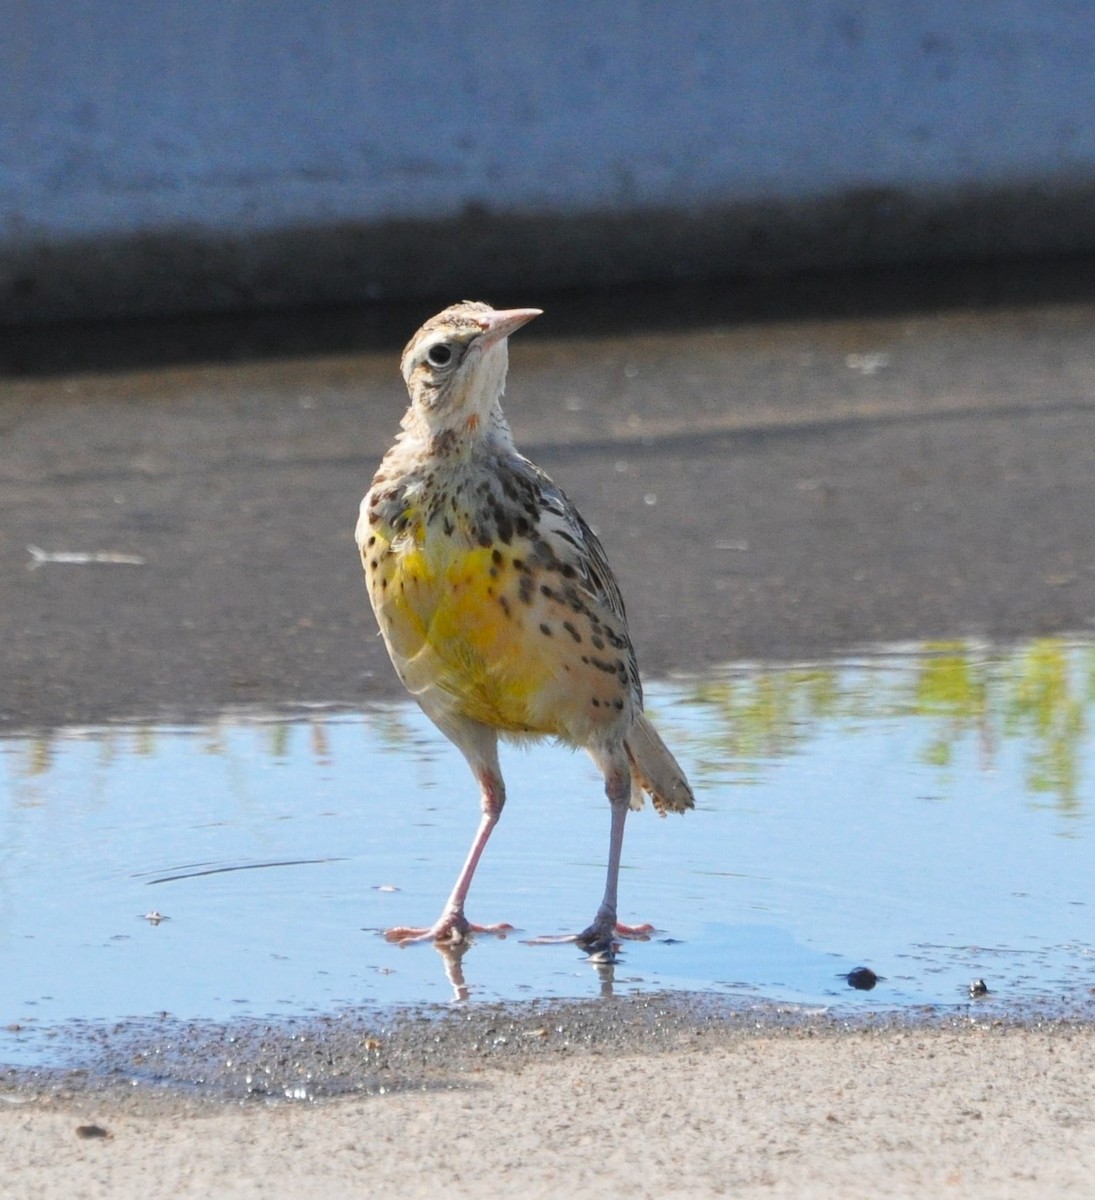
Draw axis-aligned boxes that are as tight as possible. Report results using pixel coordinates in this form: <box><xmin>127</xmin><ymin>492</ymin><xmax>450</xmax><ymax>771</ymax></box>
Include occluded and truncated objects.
<box><xmin>5</xmin><ymin>253</ymin><xmax>1095</xmax><ymax>379</ymax></box>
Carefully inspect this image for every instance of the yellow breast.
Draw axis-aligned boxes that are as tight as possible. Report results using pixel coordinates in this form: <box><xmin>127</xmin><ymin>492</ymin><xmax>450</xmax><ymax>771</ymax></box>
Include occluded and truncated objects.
<box><xmin>367</xmin><ymin>530</ymin><xmax>561</xmax><ymax>733</ymax></box>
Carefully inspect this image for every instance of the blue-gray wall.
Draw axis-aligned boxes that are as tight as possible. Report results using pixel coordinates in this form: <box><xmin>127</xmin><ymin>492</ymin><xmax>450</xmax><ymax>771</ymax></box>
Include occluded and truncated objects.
<box><xmin>4</xmin><ymin>2</ymin><xmax>1095</xmax><ymax>321</ymax></box>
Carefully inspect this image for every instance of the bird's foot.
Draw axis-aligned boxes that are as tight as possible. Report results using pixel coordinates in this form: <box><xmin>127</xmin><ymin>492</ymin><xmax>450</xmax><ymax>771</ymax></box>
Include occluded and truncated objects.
<box><xmin>383</xmin><ymin>914</ymin><xmax>515</xmax><ymax>947</ymax></box>
<box><xmin>524</xmin><ymin>919</ymin><xmax>655</xmax><ymax>962</ymax></box>
<box><xmin>576</xmin><ymin>918</ymin><xmax>655</xmax><ymax>962</ymax></box>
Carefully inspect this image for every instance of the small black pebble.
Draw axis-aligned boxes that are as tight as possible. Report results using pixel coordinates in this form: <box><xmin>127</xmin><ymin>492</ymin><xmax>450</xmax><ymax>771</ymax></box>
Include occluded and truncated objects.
<box><xmin>842</xmin><ymin>966</ymin><xmax>883</xmax><ymax>991</ymax></box>
<box><xmin>75</xmin><ymin>1124</ymin><xmax>110</xmax><ymax>1139</ymax></box>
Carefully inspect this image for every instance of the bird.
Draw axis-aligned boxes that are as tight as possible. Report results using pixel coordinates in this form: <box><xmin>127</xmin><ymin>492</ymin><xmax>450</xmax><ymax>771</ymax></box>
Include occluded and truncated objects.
<box><xmin>356</xmin><ymin>300</ymin><xmax>694</xmax><ymax>957</ymax></box>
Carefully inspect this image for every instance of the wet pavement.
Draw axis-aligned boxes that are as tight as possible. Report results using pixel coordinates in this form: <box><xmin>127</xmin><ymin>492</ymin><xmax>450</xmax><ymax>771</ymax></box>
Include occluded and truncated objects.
<box><xmin>3</xmin><ymin>260</ymin><xmax>1095</xmax><ymax>730</ymax></box>
<box><xmin>2</xmin><ymin>261</ymin><xmax>1095</xmax><ymax>1093</ymax></box>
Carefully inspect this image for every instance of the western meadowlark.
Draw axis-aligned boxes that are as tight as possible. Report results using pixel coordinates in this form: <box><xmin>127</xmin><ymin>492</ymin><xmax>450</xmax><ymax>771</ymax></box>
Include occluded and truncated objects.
<box><xmin>357</xmin><ymin>301</ymin><xmax>693</xmax><ymax>957</ymax></box>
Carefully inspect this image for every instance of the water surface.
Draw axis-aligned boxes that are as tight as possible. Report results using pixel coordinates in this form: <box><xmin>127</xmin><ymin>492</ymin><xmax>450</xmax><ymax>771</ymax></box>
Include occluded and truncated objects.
<box><xmin>2</xmin><ymin>637</ymin><xmax>1092</xmax><ymax>1066</ymax></box>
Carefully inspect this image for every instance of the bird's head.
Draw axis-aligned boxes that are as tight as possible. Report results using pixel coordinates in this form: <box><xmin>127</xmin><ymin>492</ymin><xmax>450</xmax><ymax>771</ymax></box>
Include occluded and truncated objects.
<box><xmin>399</xmin><ymin>301</ymin><xmax>541</xmax><ymax>441</ymax></box>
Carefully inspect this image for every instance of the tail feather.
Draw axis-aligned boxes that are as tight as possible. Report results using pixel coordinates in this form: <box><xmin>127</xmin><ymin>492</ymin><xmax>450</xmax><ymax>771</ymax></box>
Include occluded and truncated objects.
<box><xmin>625</xmin><ymin>714</ymin><xmax>695</xmax><ymax>816</ymax></box>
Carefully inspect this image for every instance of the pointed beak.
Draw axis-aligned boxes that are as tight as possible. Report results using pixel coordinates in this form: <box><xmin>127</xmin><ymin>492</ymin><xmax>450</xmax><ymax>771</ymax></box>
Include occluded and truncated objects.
<box><xmin>476</xmin><ymin>307</ymin><xmax>542</xmax><ymax>350</ymax></box>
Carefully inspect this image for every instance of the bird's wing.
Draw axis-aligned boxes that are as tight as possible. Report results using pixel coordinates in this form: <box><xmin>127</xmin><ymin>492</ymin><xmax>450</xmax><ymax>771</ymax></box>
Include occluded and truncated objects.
<box><xmin>536</xmin><ymin>478</ymin><xmax>629</xmax><ymax>624</ymax></box>
<box><xmin>509</xmin><ymin>455</ymin><xmax>642</xmax><ymax>705</ymax></box>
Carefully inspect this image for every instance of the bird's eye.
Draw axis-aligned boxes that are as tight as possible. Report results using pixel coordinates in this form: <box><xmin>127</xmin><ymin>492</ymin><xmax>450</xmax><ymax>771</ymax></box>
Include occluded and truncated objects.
<box><xmin>426</xmin><ymin>343</ymin><xmax>453</xmax><ymax>367</ymax></box>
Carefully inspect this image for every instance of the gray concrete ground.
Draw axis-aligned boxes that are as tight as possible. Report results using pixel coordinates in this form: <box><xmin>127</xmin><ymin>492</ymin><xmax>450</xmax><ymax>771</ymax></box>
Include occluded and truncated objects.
<box><xmin>3</xmin><ymin>260</ymin><xmax>1095</xmax><ymax>731</ymax></box>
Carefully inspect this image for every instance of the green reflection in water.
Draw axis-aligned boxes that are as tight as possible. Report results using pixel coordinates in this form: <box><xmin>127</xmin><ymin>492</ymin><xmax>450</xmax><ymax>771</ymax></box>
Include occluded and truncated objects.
<box><xmin>681</xmin><ymin>636</ymin><xmax>1094</xmax><ymax>815</ymax></box>
<box><xmin>6</xmin><ymin>636</ymin><xmax>1094</xmax><ymax>817</ymax></box>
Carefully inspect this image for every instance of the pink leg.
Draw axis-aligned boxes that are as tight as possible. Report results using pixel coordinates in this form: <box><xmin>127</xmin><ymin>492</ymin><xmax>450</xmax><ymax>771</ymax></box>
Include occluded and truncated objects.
<box><xmin>526</xmin><ymin>762</ymin><xmax>653</xmax><ymax>960</ymax></box>
<box><xmin>385</xmin><ymin>767</ymin><xmax>514</xmax><ymax>946</ymax></box>
<box><xmin>574</xmin><ymin>775</ymin><xmax>653</xmax><ymax>957</ymax></box>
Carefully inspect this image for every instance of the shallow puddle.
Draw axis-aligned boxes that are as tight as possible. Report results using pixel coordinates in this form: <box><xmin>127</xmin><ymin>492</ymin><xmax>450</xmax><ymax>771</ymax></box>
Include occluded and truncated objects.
<box><xmin>2</xmin><ymin>636</ymin><xmax>1093</xmax><ymax>1066</ymax></box>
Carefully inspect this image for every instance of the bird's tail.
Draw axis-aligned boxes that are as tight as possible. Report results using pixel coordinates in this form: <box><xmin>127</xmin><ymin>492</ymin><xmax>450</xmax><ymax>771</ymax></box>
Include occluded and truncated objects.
<box><xmin>625</xmin><ymin>713</ymin><xmax>695</xmax><ymax>816</ymax></box>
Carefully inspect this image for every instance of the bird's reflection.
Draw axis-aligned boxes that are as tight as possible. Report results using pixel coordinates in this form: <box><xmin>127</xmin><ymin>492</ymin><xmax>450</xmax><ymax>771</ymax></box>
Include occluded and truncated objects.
<box><xmin>430</xmin><ymin>934</ymin><xmax>622</xmax><ymax>1001</ymax></box>
<box><xmin>433</xmin><ymin>940</ymin><xmax>473</xmax><ymax>1001</ymax></box>
<box><xmin>591</xmin><ymin>957</ymin><xmax>616</xmax><ymax>998</ymax></box>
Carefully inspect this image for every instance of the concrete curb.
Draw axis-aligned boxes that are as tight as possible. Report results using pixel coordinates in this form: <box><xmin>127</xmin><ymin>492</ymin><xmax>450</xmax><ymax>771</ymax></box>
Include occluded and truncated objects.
<box><xmin>5</xmin><ymin>3</ymin><xmax>1095</xmax><ymax>321</ymax></box>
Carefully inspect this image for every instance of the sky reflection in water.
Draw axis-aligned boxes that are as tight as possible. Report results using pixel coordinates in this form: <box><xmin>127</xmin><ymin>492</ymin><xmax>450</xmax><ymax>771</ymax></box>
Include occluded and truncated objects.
<box><xmin>1</xmin><ymin>636</ymin><xmax>1092</xmax><ymax>1062</ymax></box>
